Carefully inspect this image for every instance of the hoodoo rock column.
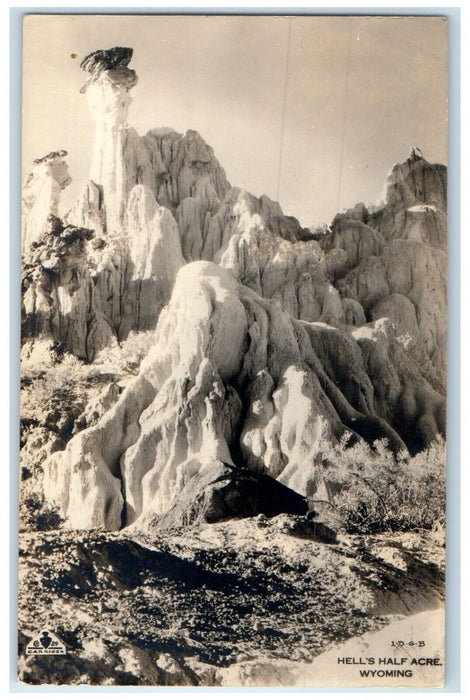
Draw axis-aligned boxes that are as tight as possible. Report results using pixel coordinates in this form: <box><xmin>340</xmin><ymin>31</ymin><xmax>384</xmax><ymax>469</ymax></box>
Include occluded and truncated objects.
<box><xmin>80</xmin><ymin>47</ymin><xmax>138</xmax><ymax>234</ymax></box>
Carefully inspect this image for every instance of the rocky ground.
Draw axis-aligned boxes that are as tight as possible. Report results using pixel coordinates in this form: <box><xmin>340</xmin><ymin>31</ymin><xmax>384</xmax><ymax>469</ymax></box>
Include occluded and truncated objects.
<box><xmin>17</xmin><ymin>516</ymin><xmax>445</xmax><ymax>686</ymax></box>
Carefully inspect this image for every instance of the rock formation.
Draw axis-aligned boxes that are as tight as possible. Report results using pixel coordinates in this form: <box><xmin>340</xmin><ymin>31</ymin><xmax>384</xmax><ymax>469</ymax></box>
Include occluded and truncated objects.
<box><xmin>79</xmin><ymin>47</ymin><xmax>138</xmax><ymax>235</ymax></box>
<box><xmin>22</xmin><ymin>48</ymin><xmax>320</xmax><ymax>360</ymax></box>
<box><xmin>153</xmin><ymin>462</ymin><xmax>311</xmax><ymax>529</ymax></box>
<box><xmin>212</xmin><ymin>188</ymin><xmax>343</xmax><ymax>324</ymax></box>
<box><xmin>22</xmin><ymin>151</ymin><xmax>72</xmax><ymax>251</ymax></box>
<box><xmin>320</xmin><ymin>150</ymin><xmax>447</xmax><ymax>388</ymax></box>
<box><xmin>22</xmin><ymin>48</ymin><xmax>447</xmax><ymax>531</ymax></box>
<box><xmin>18</xmin><ymin>45</ymin><xmax>448</xmax><ymax>693</ymax></box>
<box><xmin>21</xmin><ymin>215</ymin><xmax>112</xmax><ymax>359</ymax></box>
<box><xmin>43</xmin><ymin>262</ymin><xmax>445</xmax><ymax>530</ymax></box>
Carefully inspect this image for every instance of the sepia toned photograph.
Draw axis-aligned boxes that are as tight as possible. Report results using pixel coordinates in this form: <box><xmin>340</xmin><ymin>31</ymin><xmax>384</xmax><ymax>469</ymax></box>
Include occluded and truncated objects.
<box><xmin>18</xmin><ymin>14</ymin><xmax>447</xmax><ymax>687</ymax></box>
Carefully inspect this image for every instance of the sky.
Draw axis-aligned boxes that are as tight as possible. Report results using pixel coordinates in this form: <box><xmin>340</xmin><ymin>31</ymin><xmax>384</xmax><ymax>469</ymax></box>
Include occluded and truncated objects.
<box><xmin>22</xmin><ymin>14</ymin><xmax>448</xmax><ymax>226</ymax></box>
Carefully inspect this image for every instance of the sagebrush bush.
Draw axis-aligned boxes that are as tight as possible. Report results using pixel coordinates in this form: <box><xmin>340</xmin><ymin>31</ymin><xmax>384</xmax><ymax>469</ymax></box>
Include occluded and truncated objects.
<box><xmin>21</xmin><ymin>331</ymin><xmax>155</xmax><ymax>446</ymax></box>
<box><xmin>18</xmin><ymin>484</ymin><xmax>65</xmax><ymax>532</ymax></box>
<box><xmin>320</xmin><ymin>434</ymin><xmax>446</xmax><ymax>534</ymax></box>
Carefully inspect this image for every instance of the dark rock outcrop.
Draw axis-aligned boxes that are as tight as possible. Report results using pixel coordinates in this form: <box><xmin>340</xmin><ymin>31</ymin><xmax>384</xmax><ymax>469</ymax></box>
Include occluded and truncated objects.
<box><xmin>152</xmin><ymin>462</ymin><xmax>309</xmax><ymax>529</ymax></box>
<box><xmin>80</xmin><ymin>46</ymin><xmax>134</xmax><ymax>75</ymax></box>
<box><xmin>33</xmin><ymin>149</ymin><xmax>68</xmax><ymax>165</ymax></box>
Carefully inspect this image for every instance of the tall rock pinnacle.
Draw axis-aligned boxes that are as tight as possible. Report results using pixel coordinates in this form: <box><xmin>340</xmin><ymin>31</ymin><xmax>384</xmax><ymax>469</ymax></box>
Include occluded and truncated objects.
<box><xmin>80</xmin><ymin>47</ymin><xmax>138</xmax><ymax>233</ymax></box>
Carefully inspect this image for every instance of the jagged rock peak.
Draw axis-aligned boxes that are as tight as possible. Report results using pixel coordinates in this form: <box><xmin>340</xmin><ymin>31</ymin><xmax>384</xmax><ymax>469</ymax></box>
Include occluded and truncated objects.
<box><xmin>25</xmin><ymin>150</ymin><xmax>71</xmax><ymax>187</ymax></box>
<box><xmin>382</xmin><ymin>148</ymin><xmax>447</xmax><ymax>212</ymax></box>
<box><xmin>408</xmin><ymin>145</ymin><xmax>424</xmax><ymax>162</ymax></box>
<box><xmin>80</xmin><ymin>47</ymin><xmax>133</xmax><ymax>75</ymax></box>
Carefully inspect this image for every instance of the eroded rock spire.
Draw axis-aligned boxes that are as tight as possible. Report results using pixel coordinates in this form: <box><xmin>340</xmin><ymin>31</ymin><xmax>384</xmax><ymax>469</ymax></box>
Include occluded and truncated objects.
<box><xmin>80</xmin><ymin>47</ymin><xmax>138</xmax><ymax>233</ymax></box>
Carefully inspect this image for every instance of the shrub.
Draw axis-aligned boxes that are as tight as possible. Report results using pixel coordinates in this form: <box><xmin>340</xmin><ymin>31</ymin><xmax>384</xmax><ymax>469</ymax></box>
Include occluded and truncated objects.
<box><xmin>320</xmin><ymin>434</ymin><xmax>446</xmax><ymax>534</ymax></box>
<box><xmin>19</xmin><ymin>488</ymin><xmax>64</xmax><ymax>532</ymax></box>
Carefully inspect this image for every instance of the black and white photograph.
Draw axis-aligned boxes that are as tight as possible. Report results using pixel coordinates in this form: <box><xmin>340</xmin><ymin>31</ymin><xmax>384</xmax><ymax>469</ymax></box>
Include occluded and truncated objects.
<box><xmin>17</xmin><ymin>14</ymin><xmax>448</xmax><ymax>687</ymax></box>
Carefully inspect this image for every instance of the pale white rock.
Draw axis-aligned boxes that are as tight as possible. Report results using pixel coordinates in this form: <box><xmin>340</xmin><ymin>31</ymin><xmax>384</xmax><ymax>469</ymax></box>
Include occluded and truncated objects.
<box><xmin>44</xmin><ymin>263</ymin><xmax>247</xmax><ymax>528</ymax></box>
<box><xmin>23</xmin><ymin>182</ymin><xmax>185</xmax><ymax>360</ymax></box>
<box><xmin>45</xmin><ymin>262</ymin><xmax>429</xmax><ymax>530</ymax></box>
<box><xmin>122</xmin><ymin>185</ymin><xmax>185</xmax><ymax>331</ymax></box>
<box><xmin>84</xmin><ymin>67</ymin><xmax>138</xmax><ymax>234</ymax></box>
<box><xmin>202</xmin><ymin>188</ymin><xmax>312</xmax><ymax>262</ymax></box>
<box><xmin>175</xmin><ymin>196</ymin><xmax>207</xmax><ymax>261</ymax></box>
<box><xmin>44</xmin><ymin>374</ymin><xmax>156</xmax><ymax>530</ymax></box>
<box><xmin>22</xmin><ymin>151</ymin><xmax>72</xmax><ymax>251</ymax></box>
<box><xmin>65</xmin><ymin>179</ymin><xmax>105</xmax><ymax>235</ymax></box>
<box><xmin>121</xmin><ymin>361</ymin><xmax>242</xmax><ymax>524</ymax></box>
<box><xmin>402</xmin><ymin>205</ymin><xmax>447</xmax><ymax>249</ymax></box>
<box><xmin>116</xmin><ymin>126</ymin><xmax>230</xmax><ymax>259</ymax></box>
<box><xmin>125</xmin><ymin>185</ymin><xmax>184</xmax><ymax>278</ymax></box>
<box><xmin>26</xmin><ymin>52</ymin><xmax>449</xmax><ymax>535</ymax></box>
<box><xmin>60</xmin><ymin>50</ymin><xmax>447</xmax><ymax>401</ymax></box>
<box><xmin>65</xmin><ymin>48</ymin><xmax>333</xmax><ymax>340</ymax></box>
<box><xmin>351</xmin><ymin>317</ymin><xmax>394</xmax><ymax>343</ymax></box>
<box><xmin>338</xmin><ymin>239</ymin><xmax>446</xmax><ymax>372</ymax></box>
<box><xmin>240</xmin><ymin>365</ymin><xmax>334</xmax><ymax>498</ymax></box>
<box><xmin>320</xmin><ymin>153</ymin><xmax>447</xmax><ymax>387</ymax></box>
<box><xmin>382</xmin><ymin>152</ymin><xmax>447</xmax><ymax>215</ymax></box>
<box><xmin>365</xmin><ymin>335</ymin><xmax>445</xmax><ymax>451</ymax></box>
<box><xmin>87</xmin><ymin>237</ymin><xmax>130</xmax><ymax>341</ymax></box>
<box><xmin>322</xmin><ymin>219</ymin><xmax>385</xmax><ymax>272</ymax></box>
<box><xmin>308</xmin><ymin>317</ymin><xmax>445</xmax><ymax>453</ymax></box>
<box><xmin>145</xmin><ymin>128</ymin><xmax>229</xmax><ymax>212</ymax></box>
<box><xmin>70</xmin><ymin>59</ymin><xmax>231</xmax><ymax>251</ymax></box>
<box><xmin>210</xmin><ymin>188</ymin><xmax>344</xmax><ymax>324</ymax></box>
<box><xmin>369</xmin><ymin>153</ymin><xmax>446</xmax><ymax>244</ymax></box>
<box><xmin>140</xmin><ymin>262</ymin><xmax>249</xmax><ymax>386</ymax></box>
<box><xmin>120</xmin><ymin>126</ymin><xmax>228</xmax><ymax>216</ymax></box>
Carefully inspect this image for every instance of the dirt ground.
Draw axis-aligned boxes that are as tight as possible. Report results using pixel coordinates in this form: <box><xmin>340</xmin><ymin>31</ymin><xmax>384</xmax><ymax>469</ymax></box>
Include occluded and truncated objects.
<box><xmin>17</xmin><ymin>514</ymin><xmax>445</xmax><ymax>687</ymax></box>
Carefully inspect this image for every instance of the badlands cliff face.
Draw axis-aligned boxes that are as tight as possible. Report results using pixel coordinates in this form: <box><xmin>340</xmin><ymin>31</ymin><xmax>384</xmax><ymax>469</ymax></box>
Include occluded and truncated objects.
<box><xmin>21</xmin><ymin>48</ymin><xmax>447</xmax><ymax>531</ymax></box>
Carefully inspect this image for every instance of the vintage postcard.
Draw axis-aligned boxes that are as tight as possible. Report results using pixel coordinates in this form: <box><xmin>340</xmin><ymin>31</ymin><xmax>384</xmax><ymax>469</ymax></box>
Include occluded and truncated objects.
<box><xmin>18</xmin><ymin>14</ymin><xmax>448</xmax><ymax>687</ymax></box>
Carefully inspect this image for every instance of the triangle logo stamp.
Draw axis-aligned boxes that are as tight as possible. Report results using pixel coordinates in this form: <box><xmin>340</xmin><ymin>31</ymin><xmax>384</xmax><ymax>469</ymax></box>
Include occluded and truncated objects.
<box><xmin>26</xmin><ymin>630</ymin><xmax>66</xmax><ymax>656</ymax></box>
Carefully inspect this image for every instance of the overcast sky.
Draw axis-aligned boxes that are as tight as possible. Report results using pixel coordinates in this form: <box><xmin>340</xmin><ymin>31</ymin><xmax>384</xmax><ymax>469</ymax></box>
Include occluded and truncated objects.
<box><xmin>22</xmin><ymin>14</ymin><xmax>447</xmax><ymax>226</ymax></box>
